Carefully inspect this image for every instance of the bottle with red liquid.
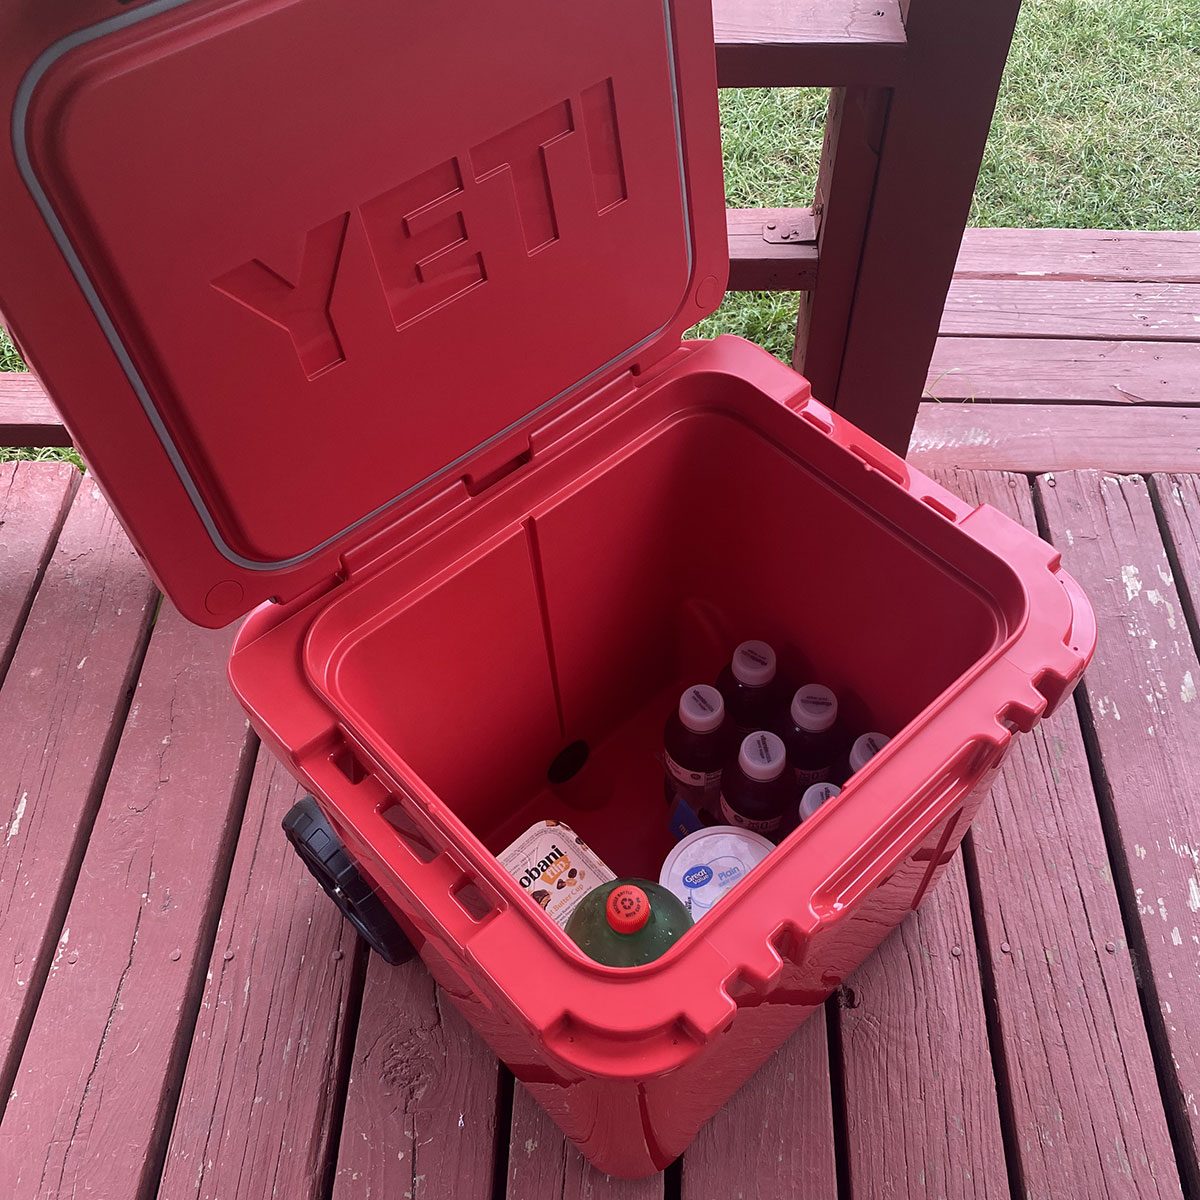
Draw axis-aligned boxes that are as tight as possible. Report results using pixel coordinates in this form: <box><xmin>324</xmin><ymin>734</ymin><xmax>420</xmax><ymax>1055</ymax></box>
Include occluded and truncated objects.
<box><xmin>715</xmin><ymin>640</ymin><xmax>781</xmax><ymax>736</ymax></box>
<box><xmin>719</xmin><ymin>730</ymin><xmax>792</xmax><ymax>840</ymax></box>
<box><xmin>780</xmin><ymin>684</ymin><xmax>840</xmax><ymax>787</ymax></box>
<box><xmin>663</xmin><ymin>684</ymin><xmax>732</xmax><ymax>819</ymax></box>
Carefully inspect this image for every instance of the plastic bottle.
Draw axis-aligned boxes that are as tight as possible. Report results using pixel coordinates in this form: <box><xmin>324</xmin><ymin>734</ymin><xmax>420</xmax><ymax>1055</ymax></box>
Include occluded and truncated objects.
<box><xmin>565</xmin><ymin>879</ymin><xmax>693</xmax><ymax>966</ymax></box>
<box><xmin>848</xmin><ymin>731</ymin><xmax>890</xmax><ymax>774</ymax></box>
<box><xmin>780</xmin><ymin>684</ymin><xmax>840</xmax><ymax>786</ymax></box>
<box><xmin>715</xmin><ymin>640</ymin><xmax>780</xmax><ymax>735</ymax></box>
<box><xmin>663</xmin><ymin>684</ymin><xmax>732</xmax><ymax>816</ymax></box>
<box><xmin>799</xmin><ymin>781</ymin><xmax>841</xmax><ymax>823</ymax></box>
<box><xmin>719</xmin><ymin>730</ymin><xmax>792</xmax><ymax>839</ymax></box>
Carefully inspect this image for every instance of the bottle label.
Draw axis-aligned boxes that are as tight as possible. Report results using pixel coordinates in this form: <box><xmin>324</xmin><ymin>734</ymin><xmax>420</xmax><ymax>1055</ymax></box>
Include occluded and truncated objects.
<box><xmin>666</xmin><ymin>750</ymin><xmax>722</xmax><ymax>791</ymax></box>
<box><xmin>794</xmin><ymin>764</ymin><xmax>834</xmax><ymax>786</ymax></box>
<box><xmin>720</xmin><ymin>794</ymin><xmax>783</xmax><ymax>835</ymax></box>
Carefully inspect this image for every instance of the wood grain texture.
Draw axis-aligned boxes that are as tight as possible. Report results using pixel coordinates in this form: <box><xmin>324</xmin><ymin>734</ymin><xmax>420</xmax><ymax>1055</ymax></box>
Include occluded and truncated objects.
<box><xmin>159</xmin><ymin>751</ymin><xmax>358</xmax><ymax>1200</ymax></box>
<box><xmin>0</xmin><ymin>478</ymin><xmax>157</xmax><ymax>1098</ymax></box>
<box><xmin>839</xmin><ymin>853</ymin><xmax>1009</xmax><ymax>1200</ymax></box>
<box><xmin>1037</xmin><ymin>471</ymin><xmax>1200</xmax><ymax>1187</ymax></box>
<box><xmin>927</xmin><ymin>338</ymin><xmax>1200</xmax><ymax>405</ymax></box>
<box><xmin>506</xmin><ymin>1079</ymin><xmax>663</xmax><ymax>1200</ymax></box>
<box><xmin>941</xmin><ymin>280</ymin><xmax>1200</xmax><ymax>342</ymax></box>
<box><xmin>829</xmin><ymin>0</ymin><xmax>1024</xmax><ymax>452</ymax></box>
<box><xmin>681</xmin><ymin>1009</ymin><xmax>836</xmax><ymax>1200</ymax></box>
<box><xmin>0</xmin><ymin>462</ymin><xmax>77</xmax><ymax>673</ymax></box>
<box><xmin>954</xmin><ymin>228</ymin><xmax>1200</xmax><ymax>284</ymax></box>
<box><xmin>0</xmin><ymin>373</ymin><xmax>69</xmax><ymax>448</ymax></box>
<box><xmin>936</xmin><ymin>469</ymin><xmax>1184</xmax><ymax>1200</ymax></box>
<box><xmin>909</xmin><ymin>404</ymin><xmax>1200</xmax><ymax>474</ymax></box>
<box><xmin>0</xmin><ymin>603</ymin><xmax>254</xmax><ymax>1200</ymax></box>
<box><xmin>727</xmin><ymin>207</ymin><xmax>818</xmax><ymax>292</ymax></box>
<box><xmin>332</xmin><ymin>957</ymin><xmax>500</xmax><ymax>1200</ymax></box>
<box><xmin>713</xmin><ymin>0</ymin><xmax>906</xmax><ymax>87</ymax></box>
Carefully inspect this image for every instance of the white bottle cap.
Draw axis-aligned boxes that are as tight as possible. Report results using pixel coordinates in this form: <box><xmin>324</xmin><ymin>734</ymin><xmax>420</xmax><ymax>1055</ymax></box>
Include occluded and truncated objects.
<box><xmin>731</xmin><ymin>640</ymin><xmax>776</xmax><ymax>687</ymax></box>
<box><xmin>849</xmin><ymin>732</ymin><xmax>890</xmax><ymax>773</ymax></box>
<box><xmin>679</xmin><ymin>684</ymin><xmax>725</xmax><ymax>734</ymax></box>
<box><xmin>738</xmin><ymin>731</ymin><xmax>787</xmax><ymax>782</ymax></box>
<box><xmin>799</xmin><ymin>782</ymin><xmax>841</xmax><ymax>822</ymax></box>
<box><xmin>790</xmin><ymin>684</ymin><xmax>838</xmax><ymax>733</ymax></box>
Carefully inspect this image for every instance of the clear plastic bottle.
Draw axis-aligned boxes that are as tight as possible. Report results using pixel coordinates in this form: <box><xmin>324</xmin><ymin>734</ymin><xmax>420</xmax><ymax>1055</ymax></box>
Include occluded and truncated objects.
<box><xmin>565</xmin><ymin>880</ymin><xmax>693</xmax><ymax>966</ymax></box>
<box><xmin>780</xmin><ymin>684</ymin><xmax>840</xmax><ymax>787</ymax></box>
<box><xmin>719</xmin><ymin>730</ymin><xmax>792</xmax><ymax>839</ymax></box>
<box><xmin>663</xmin><ymin>684</ymin><xmax>732</xmax><ymax>816</ymax></box>
<box><xmin>799</xmin><ymin>781</ymin><xmax>841</xmax><ymax>823</ymax></box>
<box><xmin>715</xmin><ymin>640</ymin><xmax>780</xmax><ymax>735</ymax></box>
<box><xmin>848</xmin><ymin>731</ymin><xmax>890</xmax><ymax>774</ymax></box>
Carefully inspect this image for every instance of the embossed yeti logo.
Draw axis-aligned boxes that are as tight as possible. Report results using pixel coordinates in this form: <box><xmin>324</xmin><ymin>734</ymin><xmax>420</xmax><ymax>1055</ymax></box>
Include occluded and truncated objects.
<box><xmin>212</xmin><ymin>78</ymin><xmax>626</xmax><ymax>379</ymax></box>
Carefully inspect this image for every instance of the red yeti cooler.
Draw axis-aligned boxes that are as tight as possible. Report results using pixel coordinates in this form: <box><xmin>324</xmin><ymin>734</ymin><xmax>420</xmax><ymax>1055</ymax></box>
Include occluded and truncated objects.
<box><xmin>0</xmin><ymin>0</ymin><xmax>1095</xmax><ymax>1177</ymax></box>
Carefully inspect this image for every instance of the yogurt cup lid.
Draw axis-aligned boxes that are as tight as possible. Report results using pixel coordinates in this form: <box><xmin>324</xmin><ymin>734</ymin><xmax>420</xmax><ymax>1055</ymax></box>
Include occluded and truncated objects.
<box><xmin>790</xmin><ymin>684</ymin><xmax>837</xmax><ymax>732</ymax></box>
<box><xmin>679</xmin><ymin>684</ymin><xmax>724</xmax><ymax>733</ymax></box>
<box><xmin>660</xmin><ymin>826</ymin><xmax>774</xmax><ymax>918</ymax></box>
<box><xmin>849</xmin><ymin>731</ymin><xmax>890</xmax><ymax>773</ymax></box>
<box><xmin>731</xmin><ymin>640</ymin><xmax>776</xmax><ymax>687</ymax></box>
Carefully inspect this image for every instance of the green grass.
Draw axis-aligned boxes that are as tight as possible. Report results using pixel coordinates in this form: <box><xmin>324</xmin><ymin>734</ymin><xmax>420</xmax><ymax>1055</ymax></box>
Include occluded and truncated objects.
<box><xmin>4</xmin><ymin>0</ymin><xmax>1198</xmax><ymax>461</ymax></box>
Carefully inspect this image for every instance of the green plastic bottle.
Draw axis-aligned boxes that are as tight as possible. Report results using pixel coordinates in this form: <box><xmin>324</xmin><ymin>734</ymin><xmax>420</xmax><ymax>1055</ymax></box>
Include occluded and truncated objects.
<box><xmin>565</xmin><ymin>879</ymin><xmax>693</xmax><ymax>966</ymax></box>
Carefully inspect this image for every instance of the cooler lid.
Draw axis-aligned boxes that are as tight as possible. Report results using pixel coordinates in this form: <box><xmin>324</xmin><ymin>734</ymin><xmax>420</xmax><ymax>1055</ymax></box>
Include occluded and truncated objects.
<box><xmin>1</xmin><ymin>0</ymin><xmax>727</xmax><ymax>625</ymax></box>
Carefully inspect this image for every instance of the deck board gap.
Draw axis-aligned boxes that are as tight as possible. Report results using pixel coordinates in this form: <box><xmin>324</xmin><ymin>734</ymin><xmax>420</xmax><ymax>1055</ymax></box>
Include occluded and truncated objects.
<box><xmin>0</xmin><ymin>590</ymin><xmax>160</xmax><ymax>1116</ymax></box>
<box><xmin>959</xmin><ymin>830</ymin><xmax>1031</xmax><ymax>1200</ymax></box>
<box><xmin>823</xmin><ymin>994</ymin><xmax>853</xmax><ymax>1200</ymax></box>
<box><xmin>490</xmin><ymin>1066</ymin><xmax>515</xmax><ymax>1200</ymax></box>
<box><xmin>1031</xmin><ymin>475</ymin><xmax>1200</xmax><ymax>1200</ymax></box>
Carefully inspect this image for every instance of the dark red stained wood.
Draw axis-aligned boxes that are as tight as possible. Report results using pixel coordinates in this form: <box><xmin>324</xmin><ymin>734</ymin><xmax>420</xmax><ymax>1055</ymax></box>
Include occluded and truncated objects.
<box><xmin>909</xmin><ymin>404</ymin><xmax>1200</xmax><ymax>474</ymax></box>
<box><xmin>839</xmin><ymin>853</ymin><xmax>1009</xmax><ymax>1200</ymax></box>
<box><xmin>954</xmin><ymin>228</ymin><xmax>1200</xmax><ymax>284</ymax></box>
<box><xmin>941</xmin><ymin>280</ymin><xmax>1200</xmax><ymax>342</ymax></box>
<box><xmin>0</xmin><ymin>372</ymin><xmax>70</xmax><ymax>447</ymax></box>
<box><xmin>935</xmin><ymin>469</ymin><xmax>1184</xmax><ymax>1200</ymax></box>
<box><xmin>0</xmin><ymin>461</ymin><xmax>77</xmax><ymax>673</ymax></box>
<box><xmin>726</xmin><ymin>207</ymin><xmax>818</xmax><ymax>293</ymax></box>
<box><xmin>332</xmin><ymin>958</ymin><xmax>500</xmax><ymax>1200</ymax></box>
<box><xmin>0</xmin><ymin>479</ymin><xmax>157</xmax><ymax>1098</ymax></box>
<box><xmin>0</xmin><ymin>604</ymin><xmax>255</xmax><ymax>1200</ymax></box>
<box><xmin>159</xmin><ymin>751</ymin><xmax>358</xmax><ymax>1200</ymax></box>
<box><xmin>827</xmin><ymin>0</ymin><xmax>1024</xmax><ymax>452</ymax></box>
<box><xmin>927</xmin><ymin>338</ymin><xmax>1200</xmax><ymax>405</ymax></box>
<box><xmin>681</xmin><ymin>1010</ymin><xmax>836</xmax><ymax>1200</ymax></box>
<box><xmin>1037</xmin><ymin>471</ymin><xmax>1200</xmax><ymax>1187</ymax></box>
<box><xmin>795</xmin><ymin>86</ymin><xmax>889</xmax><ymax>397</ymax></box>
<box><xmin>506</xmin><ymin>1079</ymin><xmax>663</xmax><ymax>1200</ymax></box>
<box><xmin>712</xmin><ymin>0</ymin><xmax>906</xmax><ymax>87</ymax></box>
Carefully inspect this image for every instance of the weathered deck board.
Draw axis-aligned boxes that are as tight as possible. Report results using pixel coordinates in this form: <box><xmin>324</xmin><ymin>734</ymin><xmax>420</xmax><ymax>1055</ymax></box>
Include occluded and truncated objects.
<box><xmin>953</xmin><ymin>228</ymin><xmax>1200</xmax><ymax>284</ymax></box>
<box><xmin>332</xmin><ymin>958</ymin><xmax>501</xmax><ymax>1200</ymax></box>
<box><xmin>727</xmin><ymin>207</ymin><xmax>818</xmax><ymax>292</ymax></box>
<box><xmin>506</xmin><ymin>1080</ymin><xmax>663</xmax><ymax>1200</ymax></box>
<box><xmin>0</xmin><ymin>462</ymin><xmax>76</xmax><ymax>674</ymax></box>
<box><xmin>159</xmin><ymin>752</ymin><xmax>358</xmax><ymax>1200</ymax></box>
<box><xmin>927</xmin><ymin>338</ymin><xmax>1200</xmax><ymax>405</ymax></box>
<box><xmin>0</xmin><ymin>605</ymin><xmax>254</xmax><ymax>1200</ymax></box>
<box><xmin>942</xmin><ymin>281</ymin><xmax>1200</xmax><ymax>342</ymax></box>
<box><xmin>681</xmin><ymin>1012</ymin><xmax>837</xmax><ymax>1200</ymax></box>
<box><xmin>1038</xmin><ymin>471</ymin><xmax>1200</xmax><ymax>1189</ymax></box>
<box><xmin>0</xmin><ymin>373</ymin><xmax>68</xmax><ymax>447</ymax></box>
<box><xmin>909</xmin><ymin>404</ymin><xmax>1200</xmax><ymax>473</ymax></box>
<box><xmin>838</xmin><ymin>852</ymin><xmax>1009</xmax><ymax>1200</ymax></box>
<box><xmin>0</xmin><ymin>479</ymin><xmax>157</xmax><ymax>1100</ymax></box>
<box><xmin>712</xmin><ymin>0</ymin><xmax>906</xmax><ymax>86</ymax></box>
<box><xmin>938</xmin><ymin>468</ymin><xmax>1184</xmax><ymax>1200</ymax></box>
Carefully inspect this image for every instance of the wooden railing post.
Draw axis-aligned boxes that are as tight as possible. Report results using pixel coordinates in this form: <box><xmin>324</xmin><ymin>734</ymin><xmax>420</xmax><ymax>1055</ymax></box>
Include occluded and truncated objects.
<box><xmin>797</xmin><ymin>0</ymin><xmax>1023</xmax><ymax>453</ymax></box>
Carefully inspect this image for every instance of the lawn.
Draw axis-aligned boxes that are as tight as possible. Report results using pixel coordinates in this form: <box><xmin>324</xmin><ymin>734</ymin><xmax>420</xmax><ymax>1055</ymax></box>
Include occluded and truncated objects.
<box><xmin>3</xmin><ymin>0</ymin><xmax>1197</xmax><ymax>462</ymax></box>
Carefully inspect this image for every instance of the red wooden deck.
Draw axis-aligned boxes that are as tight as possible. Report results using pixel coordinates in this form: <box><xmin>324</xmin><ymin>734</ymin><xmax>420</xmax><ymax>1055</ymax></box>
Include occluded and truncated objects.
<box><xmin>2</xmin><ymin>228</ymin><xmax>1200</xmax><ymax>1199</ymax></box>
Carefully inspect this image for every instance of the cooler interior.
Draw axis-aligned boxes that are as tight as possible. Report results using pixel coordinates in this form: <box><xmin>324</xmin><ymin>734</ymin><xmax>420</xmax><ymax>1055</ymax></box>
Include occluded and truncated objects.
<box><xmin>313</xmin><ymin>377</ymin><xmax>1008</xmax><ymax>883</ymax></box>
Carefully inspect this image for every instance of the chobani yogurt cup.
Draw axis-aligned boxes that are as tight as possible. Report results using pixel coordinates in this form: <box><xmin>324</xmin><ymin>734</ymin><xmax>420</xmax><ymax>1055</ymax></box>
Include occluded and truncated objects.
<box><xmin>659</xmin><ymin>826</ymin><xmax>774</xmax><ymax>919</ymax></box>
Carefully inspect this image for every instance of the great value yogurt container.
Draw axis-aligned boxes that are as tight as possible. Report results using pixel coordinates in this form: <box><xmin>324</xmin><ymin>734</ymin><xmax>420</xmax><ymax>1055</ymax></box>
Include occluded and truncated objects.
<box><xmin>659</xmin><ymin>826</ymin><xmax>774</xmax><ymax>920</ymax></box>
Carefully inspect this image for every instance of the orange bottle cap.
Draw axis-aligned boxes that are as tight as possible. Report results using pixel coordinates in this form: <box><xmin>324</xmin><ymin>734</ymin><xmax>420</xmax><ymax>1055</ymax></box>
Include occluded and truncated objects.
<box><xmin>606</xmin><ymin>884</ymin><xmax>650</xmax><ymax>934</ymax></box>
